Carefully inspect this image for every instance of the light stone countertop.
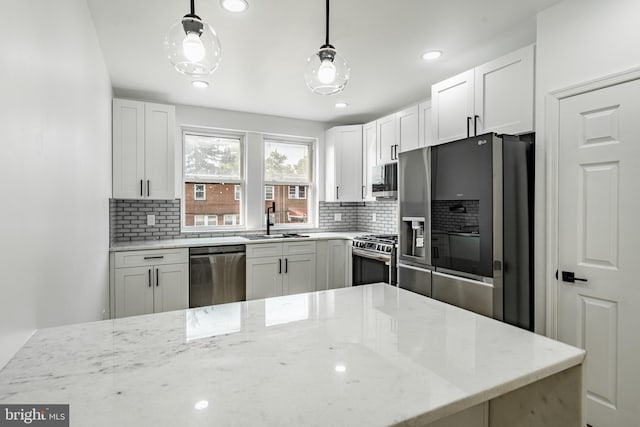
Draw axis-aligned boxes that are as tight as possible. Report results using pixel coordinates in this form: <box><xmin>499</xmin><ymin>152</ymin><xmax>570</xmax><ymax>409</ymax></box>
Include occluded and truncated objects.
<box><xmin>109</xmin><ymin>231</ymin><xmax>363</xmax><ymax>252</ymax></box>
<box><xmin>0</xmin><ymin>284</ymin><xmax>584</xmax><ymax>427</ymax></box>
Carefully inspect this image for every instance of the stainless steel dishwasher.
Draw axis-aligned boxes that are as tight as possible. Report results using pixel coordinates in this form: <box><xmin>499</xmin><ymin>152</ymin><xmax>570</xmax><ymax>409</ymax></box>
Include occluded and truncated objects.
<box><xmin>189</xmin><ymin>245</ymin><xmax>246</xmax><ymax>308</ymax></box>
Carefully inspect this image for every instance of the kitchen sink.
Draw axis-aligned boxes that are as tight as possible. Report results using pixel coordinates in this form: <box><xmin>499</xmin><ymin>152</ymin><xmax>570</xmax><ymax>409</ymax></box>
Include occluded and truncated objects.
<box><xmin>245</xmin><ymin>233</ymin><xmax>309</xmax><ymax>240</ymax></box>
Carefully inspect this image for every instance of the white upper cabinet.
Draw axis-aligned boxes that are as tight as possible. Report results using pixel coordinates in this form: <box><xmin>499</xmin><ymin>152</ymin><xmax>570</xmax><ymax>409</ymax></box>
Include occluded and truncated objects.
<box><xmin>419</xmin><ymin>101</ymin><xmax>434</xmax><ymax>147</ymax></box>
<box><xmin>431</xmin><ymin>69</ymin><xmax>475</xmax><ymax>144</ymax></box>
<box><xmin>474</xmin><ymin>44</ymin><xmax>534</xmax><ymax>136</ymax></box>
<box><xmin>362</xmin><ymin>121</ymin><xmax>377</xmax><ymax>201</ymax></box>
<box><xmin>431</xmin><ymin>44</ymin><xmax>535</xmax><ymax>144</ymax></box>
<box><xmin>396</xmin><ymin>105</ymin><xmax>420</xmax><ymax>153</ymax></box>
<box><xmin>377</xmin><ymin>113</ymin><xmax>398</xmax><ymax>163</ymax></box>
<box><xmin>112</xmin><ymin>98</ymin><xmax>176</xmax><ymax>200</ymax></box>
<box><xmin>325</xmin><ymin>125</ymin><xmax>363</xmax><ymax>202</ymax></box>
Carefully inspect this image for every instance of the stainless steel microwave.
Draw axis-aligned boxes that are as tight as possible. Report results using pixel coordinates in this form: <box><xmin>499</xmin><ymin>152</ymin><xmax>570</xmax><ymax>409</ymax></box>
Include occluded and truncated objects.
<box><xmin>372</xmin><ymin>162</ymin><xmax>398</xmax><ymax>199</ymax></box>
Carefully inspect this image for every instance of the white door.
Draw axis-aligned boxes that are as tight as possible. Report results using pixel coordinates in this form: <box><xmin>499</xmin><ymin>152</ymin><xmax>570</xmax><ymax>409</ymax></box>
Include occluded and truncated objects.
<box><xmin>154</xmin><ymin>263</ymin><xmax>188</xmax><ymax>313</ymax></box>
<box><xmin>431</xmin><ymin>69</ymin><xmax>474</xmax><ymax>144</ymax></box>
<box><xmin>327</xmin><ymin>240</ymin><xmax>347</xmax><ymax>289</ymax></box>
<box><xmin>324</xmin><ymin>127</ymin><xmax>339</xmax><ymax>202</ymax></box>
<box><xmin>362</xmin><ymin>121</ymin><xmax>377</xmax><ymax>200</ymax></box>
<box><xmin>418</xmin><ymin>101</ymin><xmax>433</xmax><ymax>147</ymax></box>
<box><xmin>474</xmin><ymin>44</ymin><xmax>534</xmax><ymax>136</ymax></box>
<box><xmin>336</xmin><ymin>125</ymin><xmax>363</xmax><ymax>201</ymax></box>
<box><xmin>114</xmin><ymin>266</ymin><xmax>154</xmax><ymax>318</ymax></box>
<box><xmin>144</xmin><ymin>102</ymin><xmax>175</xmax><ymax>200</ymax></box>
<box><xmin>283</xmin><ymin>254</ymin><xmax>316</xmax><ymax>296</ymax></box>
<box><xmin>396</xmin><ymin>105</ymin><xmax>420</xmax><ymax>153</ymax></box>
<box><xmin>377</xmin><ymin>114</ymin><xmax>397</xmax><ymax>163</ymax></box>
<box><xmin>557</xmin><ymin>78</ymin><xmax>640</xmax><ymax>427</ymax></box>
<box><xmin>112</xmin><ymin>99</ymin><xmax>145</xmax><ymax>199</ymax></box>
<box><xmin>246</xmin><ymin>257</ymin><xmax>282</xmax><ymax>300</ymax></box>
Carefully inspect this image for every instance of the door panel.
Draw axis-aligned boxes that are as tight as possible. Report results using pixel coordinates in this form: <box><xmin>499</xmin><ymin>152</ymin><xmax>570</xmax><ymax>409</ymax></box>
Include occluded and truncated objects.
<box><xmin>432</xmin><ymin>271</ymin><xmax>493</xmax><ymax>318</ymax></box>
<box><xmin>246</xmin><ymin>257</ymin><xmax>282</xmax><ymax>300</ymax></box>
<box><xmin>362</xmin><ymin>121</ymin><xmax>377</xmax><ymax>200</ymax></box>
<box><xmin>115</xmin><ymin>266</ymin><xmax>154</xmax><ymax>318</ymax></box>
<box><xmin>283</xmin><ymin>254</ymin><xmax>316</xmax><ymax>295</ymax></box>
<box><xmin>112</xmin><ymin>99</ymin><xmax>145</xmax><ymax>199</ymax></box>
<box><xmin>558</xmin><ymin>78</ymin><xmax>640</xmax><ymax>426</ymax></box>
<box><xmin>397</xmin><ymin>105</ymin><xmax>419</xmax><ymax>153</ymax></box>
<box><xmin>432</xmin><ymin>70</ymin><xmax>474</xmax><ymax>144</ymax></box>
<box><xmin>377</xmin><ymin>114</ymin><xmax>397</xmax><ymax>163</ymax></box>
<box><xmin>144</xmin><ymin>102</ymin><xmax>175</xmax><ymax>199</ymax></box>
<box><xmin>154</xmin><ymin>263</ymin><xmax>188</xmax><ymax>313</ymax></box>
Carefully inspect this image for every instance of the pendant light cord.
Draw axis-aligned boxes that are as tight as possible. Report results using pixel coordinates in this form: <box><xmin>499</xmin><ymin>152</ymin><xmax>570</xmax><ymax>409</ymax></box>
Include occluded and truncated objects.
<box><xmin>190</xmin><ymin>0</ymin><xmax>195</xmax><ymax>15</ymax></box>
<box><xmin>325</xmin><ymin>0</ymin><xmax>330</xmax><ymax>46</ymax></box>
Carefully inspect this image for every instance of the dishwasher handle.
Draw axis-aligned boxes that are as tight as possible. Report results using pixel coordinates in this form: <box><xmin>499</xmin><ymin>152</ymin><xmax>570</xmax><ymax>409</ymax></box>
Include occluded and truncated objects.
<box><xmin>190</xmin><ymin>245</ymin><xmax>246</xmax><ymax>256</ymax></box>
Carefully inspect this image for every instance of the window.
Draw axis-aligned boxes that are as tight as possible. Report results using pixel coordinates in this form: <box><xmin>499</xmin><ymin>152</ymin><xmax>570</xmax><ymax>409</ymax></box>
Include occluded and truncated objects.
<box><xmin>265</xmin><ymin>185</ymin><xmax>274</xmax><ymax>201</ymax></box>
<box><xmin>264</xmin><ymin>139</ymin><xmax>312</xmax><ymax>225</ymax></box>
<box><xmin>183</xmin><ymin>132</ymin><xmax>244</xmax><ymax>229</ymax></box>
<box><xmin>288</xmin><ymin>185</ymin><xmax>307</xmax><ymax>199</ymax></box>
<box><xmin>194</xmin><ymin>184</ymin><xmax>206</xmax><ymax>200</ymax></box>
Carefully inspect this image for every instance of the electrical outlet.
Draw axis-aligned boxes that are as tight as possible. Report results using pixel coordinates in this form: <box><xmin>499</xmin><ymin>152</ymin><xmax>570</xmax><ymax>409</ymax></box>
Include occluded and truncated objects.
<box><xmin>372</xmin><ymin>213</ymin><xmax>377</xmax><ymax>222</ymax></box>
<box><xmin>334</xmin><ymin>213</ymin><xmax>342</xmax><ymax>222</ymax></box>
<box><xmin>147</xmin><ymin>214</ymin><xmax>156</xmax><ymax>226</ymax></box>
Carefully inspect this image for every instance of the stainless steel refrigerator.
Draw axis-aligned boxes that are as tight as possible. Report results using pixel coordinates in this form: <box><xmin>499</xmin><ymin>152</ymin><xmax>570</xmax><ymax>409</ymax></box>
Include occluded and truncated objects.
<box><xmin>398</xmin><ymin>133</ymin><xmax>534</xmax><ymax>331</ymax></box>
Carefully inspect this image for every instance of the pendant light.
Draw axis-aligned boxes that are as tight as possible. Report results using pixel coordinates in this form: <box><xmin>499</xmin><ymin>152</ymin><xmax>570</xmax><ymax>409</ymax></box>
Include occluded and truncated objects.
<box><xmin>304</xmin><ymin>0</ymin><xmax>350</xmax><ymax>95</ymax></box>
<box><xmin>164</xmin><ymin>0</ymin><xmax>222</xmax><ymax>77</ymax></box>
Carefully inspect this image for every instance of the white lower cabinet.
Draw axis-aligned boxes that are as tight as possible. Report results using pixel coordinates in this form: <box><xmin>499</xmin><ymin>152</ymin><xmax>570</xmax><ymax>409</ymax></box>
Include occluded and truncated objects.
<box><xmin>113</xmin><ymin>249</ymin><xmax>188</xmax><ymax>318</ymax></box>
<box><xmin>316</xmin><ymin>239</ymin><xmax>350</xmax><ymax>291</ymax></box>
<box><xmin>246</xmin><ymin>242</ymin><xmax>316</xmax><ymax>300</ymax></box>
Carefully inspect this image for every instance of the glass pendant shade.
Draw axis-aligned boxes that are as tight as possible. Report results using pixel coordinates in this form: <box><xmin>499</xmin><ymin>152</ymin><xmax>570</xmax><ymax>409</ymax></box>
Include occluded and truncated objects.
<box><xmin>304</xmin><ymin>46</ymin><xmax>350</xmax><ymax>95</ymax></box>
<box><xmin>164</xmin><ymin>16</ymin><xmax>222</xmax><ymax>77</ymax></box>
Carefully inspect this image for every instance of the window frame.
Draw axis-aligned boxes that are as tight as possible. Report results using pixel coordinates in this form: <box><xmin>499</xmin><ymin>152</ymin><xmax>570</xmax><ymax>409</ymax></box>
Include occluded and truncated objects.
<box><xmin>263</xmin><ymin>136</ymin><xmax>315</xmax><ymax>229</ymax></box>
<box><xmin>181</xmin><ymin>128</ymin><xmax>246</xmax><ymax>232</ymax></box>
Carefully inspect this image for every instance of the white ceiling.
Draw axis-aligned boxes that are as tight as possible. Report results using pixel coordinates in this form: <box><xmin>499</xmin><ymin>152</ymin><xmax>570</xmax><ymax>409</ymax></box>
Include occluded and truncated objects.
<box><xmin>86</xmin><ymin>0</ymin><xmax>561</xmax><ymax>125</ymax></box>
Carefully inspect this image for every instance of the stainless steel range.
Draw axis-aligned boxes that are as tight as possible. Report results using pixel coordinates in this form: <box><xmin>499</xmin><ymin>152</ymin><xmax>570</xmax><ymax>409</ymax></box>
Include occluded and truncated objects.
<box><xmin>352</xmin><ymin>234</ymin><xmax>398</xmax><ymax>286</ymax></box>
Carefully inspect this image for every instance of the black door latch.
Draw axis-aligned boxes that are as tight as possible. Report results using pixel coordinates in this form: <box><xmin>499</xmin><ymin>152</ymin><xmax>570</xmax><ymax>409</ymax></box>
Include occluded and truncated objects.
<box><xmin>556</xmin><ymin>270</ymin><xmax>588</xmax><ymax>283</ymax></box>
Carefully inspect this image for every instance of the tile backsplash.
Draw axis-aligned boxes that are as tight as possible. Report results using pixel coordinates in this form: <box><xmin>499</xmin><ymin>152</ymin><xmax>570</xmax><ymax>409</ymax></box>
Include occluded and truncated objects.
<box><xmin>110</xmin><ymin>199</ymin><xmax>399</xmax><ymax>243</ymax></box>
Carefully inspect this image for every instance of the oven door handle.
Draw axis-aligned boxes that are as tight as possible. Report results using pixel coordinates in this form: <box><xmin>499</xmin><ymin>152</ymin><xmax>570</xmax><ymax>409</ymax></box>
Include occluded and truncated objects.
<box><xmin>352</xmin><ymin>248</ymin><xmax>392</xmax><ymax>264</ymax></box>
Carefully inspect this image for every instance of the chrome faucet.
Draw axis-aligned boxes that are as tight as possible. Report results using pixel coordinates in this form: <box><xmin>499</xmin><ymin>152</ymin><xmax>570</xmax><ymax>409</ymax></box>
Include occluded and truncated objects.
<box><xmin>266</xmin><ymin>201</ymin><xmax>276</xmax><ymax>235</ymax></box>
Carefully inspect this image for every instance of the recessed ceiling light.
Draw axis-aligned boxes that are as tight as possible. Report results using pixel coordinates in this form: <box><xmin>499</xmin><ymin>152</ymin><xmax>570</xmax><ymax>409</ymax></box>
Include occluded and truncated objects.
<box><xmin>335</xmin><ymin>364</ymin><xmax>346</xmax><ymax>373</ymax></box>
<box><xmin>194</xmin><ymin>400</ymin><xmax>209</xmax><ymax>410</ymax></box>
<box><xmin>221</xmin><ymin>0</ymin><xmax>248</xmax><ymax>13</ymax></box>
<box><xmin>422</xmin><ymin>50</ymin><xmax>442</xmax><ymax>61</ymax></box>
<box><xmin>191</xmin><ymin>80</ymin><xmax>209</xmax><ymax>89</ymax></box>
<box><xmin>335</xmin><ymin>102</ymin><xmax>348</xmax><ymax>108</ymax></box>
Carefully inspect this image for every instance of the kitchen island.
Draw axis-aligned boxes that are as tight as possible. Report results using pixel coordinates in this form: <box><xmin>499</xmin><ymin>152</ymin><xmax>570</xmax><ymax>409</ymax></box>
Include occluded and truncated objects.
<box><xmin>0</xmin><ymin>284</ymin><xmax>585</xmax><ymax>426</ymax></box>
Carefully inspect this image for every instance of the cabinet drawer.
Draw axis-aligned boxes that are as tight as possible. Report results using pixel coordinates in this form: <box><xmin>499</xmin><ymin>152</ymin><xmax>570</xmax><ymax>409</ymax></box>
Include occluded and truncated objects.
<box><xmin>283</xmin><ymin>241</ymin><xmax>316</xmax><ymax>256</ymax></box>
<box><xmin>246</xmin><ymin>243</ymin><xmax>282</xmax><ymax>258</ymax></box>
<box><xmin>114</xmin><ymin>248</ymin><xmax>188</xmax><ymax>268</ymax></box>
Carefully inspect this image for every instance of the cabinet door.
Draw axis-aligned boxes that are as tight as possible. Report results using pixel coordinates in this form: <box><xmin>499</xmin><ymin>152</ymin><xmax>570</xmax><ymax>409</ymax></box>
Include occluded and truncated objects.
<box><xmin>115</xmin><ymin>266</ymin><xmax>154</xmax><ymax>318</ymax></box>
<box><xmin>431</xmin><ymin>69</ymin><xmax>475</xmax><ymax>144</ymax></box>
<box><xmin>283</xmin><ymin>254</ymin><xmax>316</xmax><ymax>296</ymax></box>
<box><xmin>113</xmin><ymin>99</ymin><xmax>145</xmax><ymax>199</ymax></box>
<box><xmin>327</xmin><ymin>240</ymin><xmax>348</xmax><ymax>289</ymax></box>
<box><xmin>144</xmin><ymin>102</ymin><xmax>175</xmax><ymax>200</ymax></box>
<box><xmin>474</xmin><ymin>44</ymin><xmax>534</xmax><ymax>135</ymax></box>
<box><xmin>362</xmin><ymin>121</ymin><xmax>377</xmax><ymax>200</ymax></box>
<box><xmin>418</xmin><ymin>101</ymin><xmax>433</xmax><ymax>147</ymax></box>
<box><xmin>336</xmin><ymin>125</ymin><xmax>363</xmax><ymax>201</ymax></box>
<box><xmin>397</xmin><ymin>105</ymin><xmax>420</xmax><ymax>153</ymax></box>
<box><xmin>377</xmin><ymin>114</ymin><xmax>397</xmax><ymax>163</ymax></box>
<box><xmin>246</xmin><ymin>257</ymin><xmax>282</xmax><ymax>300</ymax></box>
<box><xmin>154</xmin><ymin>263</ymin><xmax>188</xmax><ymax>313</ymax></box>
<box><xmin>324</xmin><ymin>127</ymin><xmax>339</xmax><ymax>202</ymax></box>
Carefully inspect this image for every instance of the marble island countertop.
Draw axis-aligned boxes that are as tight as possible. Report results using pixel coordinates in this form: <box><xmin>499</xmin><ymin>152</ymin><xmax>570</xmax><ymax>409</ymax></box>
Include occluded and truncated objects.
<box><xmin>109</xmin><ymin>231</ymin><xmax>362</xmax><ymax>251</ymax></box>
<box><xmin>0</xmin><ymin>285</ymin><xmax>585</xmax><ymax>426</ymax></box>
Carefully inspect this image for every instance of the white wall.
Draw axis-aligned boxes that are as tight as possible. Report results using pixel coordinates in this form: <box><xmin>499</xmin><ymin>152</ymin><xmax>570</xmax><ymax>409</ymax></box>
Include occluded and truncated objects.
<box><xmin>175</xmin><ymin>104</ymin><xmax>332</xmax><ymax>229</ymax></box>
<box><xmin>0</xmin><ymin>0</ymin><xmax>112</xmax><ymax>368</ymax></box>
<box><xmin>534</xmin><ymin>0</ymin><xmax>640</xmax><ymax>333</ymax></box>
